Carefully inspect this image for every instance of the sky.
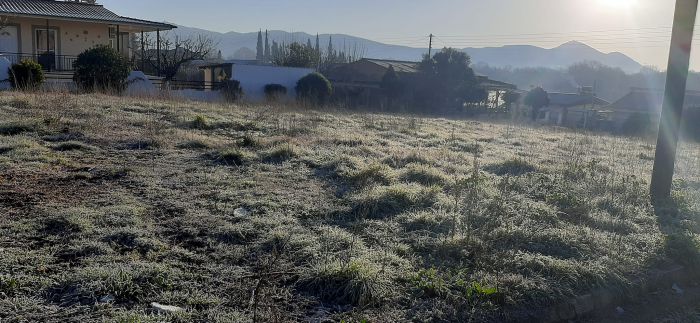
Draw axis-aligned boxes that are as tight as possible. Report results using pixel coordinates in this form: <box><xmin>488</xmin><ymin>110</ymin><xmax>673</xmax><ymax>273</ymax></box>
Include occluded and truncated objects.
<box><xmin>99</xmin><ymin>0</ymin><xmax>693</xmax><ymax>70</ymax></box>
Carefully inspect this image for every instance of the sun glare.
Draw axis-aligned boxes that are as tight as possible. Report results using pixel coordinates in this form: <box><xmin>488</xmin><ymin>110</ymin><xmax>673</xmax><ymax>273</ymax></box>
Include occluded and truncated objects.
<box><xmin>598</xmin><ymin>0</ymin><xmax>638</xmax><ymax>9</ymax></box>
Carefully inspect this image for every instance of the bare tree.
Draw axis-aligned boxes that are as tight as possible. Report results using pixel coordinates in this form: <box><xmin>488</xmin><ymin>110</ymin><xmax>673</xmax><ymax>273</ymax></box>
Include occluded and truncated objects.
<box><xmin>140</xmin><ymin>32</ymin><xmax>216</xmax><ymax>81</ymax></box>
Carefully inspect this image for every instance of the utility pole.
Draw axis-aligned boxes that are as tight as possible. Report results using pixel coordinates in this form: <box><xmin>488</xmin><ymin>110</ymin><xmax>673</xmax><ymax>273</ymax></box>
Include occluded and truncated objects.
<box><xmin>428</xmin><ymin>34</ymin><xmax>434</xmax><ymax>58</ymax></box>
<box><xmin>650</xmin><ymin>0</ymin><xmax>698</xmax><ymax>200</ymax></box>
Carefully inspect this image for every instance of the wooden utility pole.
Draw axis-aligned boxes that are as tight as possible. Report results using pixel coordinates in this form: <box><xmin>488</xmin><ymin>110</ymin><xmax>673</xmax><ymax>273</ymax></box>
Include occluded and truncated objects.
<box><xmin>428</xmin><ymin>34</ymin><xmax>434</xmax><ymax>57</ymax></box>
<box><xmin>650</xmin><ymin>0</ymin><xmax>698</xmax><ymax>200</ymax></box>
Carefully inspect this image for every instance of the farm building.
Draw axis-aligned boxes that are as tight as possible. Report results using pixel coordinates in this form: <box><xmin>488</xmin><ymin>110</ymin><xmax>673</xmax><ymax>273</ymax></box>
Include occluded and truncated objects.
<box><xmin>536</xmin><ymin>87</ymin><xmax>610</xmax><ymax>128</ymax></box>
<box><xmin>605</xmin><ymin>87</ymin><xmax>700</xmax><ymax>135</ymax></box>
<box><xmin>199</xmin><ymin>62</ymin><xmax>314</xmax><ymax>102</ymax></box>
<box><xmin>325</xmin><ymin>58</ymin><xmax>516</xmax><ymax>109</ymax></box>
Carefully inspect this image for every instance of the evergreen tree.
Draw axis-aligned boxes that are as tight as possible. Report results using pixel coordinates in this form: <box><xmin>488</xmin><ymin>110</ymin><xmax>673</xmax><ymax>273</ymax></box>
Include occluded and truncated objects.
<box><xmin>327</xmin><ymin>36</ymin><xmax>335</xmax><ymax>62</ymax></box>
<box><xmin>272</xmin><ymin>41</ymin><xmax>279</xmax><ymax>61</ymax></box>
<box><xmin>264</xmin><ymin>30</ymin><xmax>271</xmax><ymax>62</ymax></box>
<box><xmin>256</xmin><ymin>30</ymin><xmax>264</xmax><ymax>62</ymax></box>
<box><xmin>315</xmin><ymin>34</ymin><xmax>320</xmax><ymax>56</ymax></box>
<box><xmin>307</xmin><ymin>38</ymin><xmax>313</xmax><ymax>50</ymax></box>
<box><xmin>315</xmin><ymin>34</ymin><xmax>321</xmax><ymax>68</ymax></box>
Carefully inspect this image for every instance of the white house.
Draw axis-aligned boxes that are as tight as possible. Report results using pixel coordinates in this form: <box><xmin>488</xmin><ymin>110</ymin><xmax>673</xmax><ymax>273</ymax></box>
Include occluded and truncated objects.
<box><xmin>200</xmin><ymin>62</ymin><xmax>314</xmax><ymax>102</ymax></box>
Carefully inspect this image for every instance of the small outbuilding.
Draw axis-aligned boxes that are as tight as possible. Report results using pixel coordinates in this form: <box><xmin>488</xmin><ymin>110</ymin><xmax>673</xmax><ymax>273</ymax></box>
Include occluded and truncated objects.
<box><xmin>536</xmin><ymin>87</ymin><xmax>610</xmax><ymax>128</ymax></box>
<box><xmin>199</xmin><ymin>62</ymin><xmax>314</xmax><ymax>102</ymax></box>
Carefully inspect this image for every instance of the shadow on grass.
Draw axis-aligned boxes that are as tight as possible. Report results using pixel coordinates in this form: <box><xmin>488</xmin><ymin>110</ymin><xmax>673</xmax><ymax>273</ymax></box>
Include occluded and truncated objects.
<box><xmin>653</xmin><ymin>190</ymin><xmax>700</xmax><ymax>270</ymax></box>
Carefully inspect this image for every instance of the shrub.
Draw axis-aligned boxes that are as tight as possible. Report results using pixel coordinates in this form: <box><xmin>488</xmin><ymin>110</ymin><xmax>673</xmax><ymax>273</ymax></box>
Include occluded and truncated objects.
<box><xmin>296</xmin><ymin>73</ymin><xmax>332</xmax><ymax>106</ymax></box>
<box><xmin>9</xmin><ymin>60</ymin><xmax>45</xmax><ymax>90</ymax></box>
<box><xmin>221</xmin><ymin>80</ymin><xmax>243</xmax><ymax>102</ymax></box>
<box><xmin>264</xmin><ymin>83</ymin><xmax>288</xmax><ymax>101</ymax></box>
<box><xmin>73</xmin><ymin>46</ymin><xmax>131</xmax><ymax>93</ymax></box>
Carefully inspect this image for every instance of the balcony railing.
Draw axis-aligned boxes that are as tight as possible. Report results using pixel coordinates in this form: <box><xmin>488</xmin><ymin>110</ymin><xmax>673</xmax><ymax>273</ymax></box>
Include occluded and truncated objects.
<box><xmin>1</xmin><ymin>52</ymin><xmax>78</xmax><ymax>72</ymax></box>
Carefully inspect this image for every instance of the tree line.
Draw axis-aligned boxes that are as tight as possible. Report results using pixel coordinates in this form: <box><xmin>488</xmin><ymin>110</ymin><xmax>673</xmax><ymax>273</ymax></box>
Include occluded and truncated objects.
<box><xmin>255</xmin><ymin>30</ymin><xmax>365</xmax><ymax>70</ymax></box>
<box><xmin>472</xmin><ymin>61</ymin><xmax>700</xmax><ymax>102</ymax></box>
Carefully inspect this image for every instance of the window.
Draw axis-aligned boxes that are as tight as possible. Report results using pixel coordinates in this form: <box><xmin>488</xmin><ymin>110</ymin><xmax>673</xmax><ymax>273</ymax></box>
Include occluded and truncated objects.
<box><xmin>35</xmin><ymin>28</ymin><xmax>57</xmax><ymax>54</ymax></box>
<box><xmin>108</xmin><ymin>26</ymin><xmax>117</xmax><ymax>49</ymax></box>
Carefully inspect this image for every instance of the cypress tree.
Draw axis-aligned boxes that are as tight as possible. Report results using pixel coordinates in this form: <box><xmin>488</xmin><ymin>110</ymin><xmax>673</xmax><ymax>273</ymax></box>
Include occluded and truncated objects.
<box><xmin>272</xmin><ymin>41</ymin><xmax>279</xmax><ymax>62</ymax></box>
<box><xmin>256</xmin><ymin>30</ymin><xmax>264</xmax><ymax>62</ymax></box>
<box><xmin>264</xmin><ymin>30</ymin><xmax>271</xmax><ymax>62</ymax></box>
<box><xmin>327</xmin><ymin>36</ymin><xmax>334</xmax><ymax>62</ymax></box>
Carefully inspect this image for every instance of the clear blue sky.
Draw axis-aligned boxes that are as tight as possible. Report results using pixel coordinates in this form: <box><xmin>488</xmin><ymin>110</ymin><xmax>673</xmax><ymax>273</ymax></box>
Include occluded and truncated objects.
<box><xmin>100</xmin><ymin>0</ymin><xmax>687</xmax><ymax>69</ymax></box>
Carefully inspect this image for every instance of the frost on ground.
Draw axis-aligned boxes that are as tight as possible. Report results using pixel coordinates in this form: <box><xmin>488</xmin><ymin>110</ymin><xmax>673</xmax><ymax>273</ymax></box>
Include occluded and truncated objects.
<box><xmin>0</xmin><ymin>92</ymin><xmax>698</xmax><ymax>322</ymax></box>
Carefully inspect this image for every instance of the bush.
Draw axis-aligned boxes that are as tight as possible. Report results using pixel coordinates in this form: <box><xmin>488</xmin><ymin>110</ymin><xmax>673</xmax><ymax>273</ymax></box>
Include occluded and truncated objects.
<box><xmin>264</xmin><ymin>84</ymin><xmax>288</xmax><ymax>101</ymax></box>
<box><xmin>9</xmin><ymin>60</ymin><xmax>45</xmax><ymax>90</ymax></box>
<box><xmin>295</xmin><ymin>73</ymin><xmax>332</xmax><ymax>106</ymax></box>
<box><xmin>73</xmin><ymin>46</ymin><xmax>131</xmax><ymax>93</ymax></box>
<box><xmin>221</xmin><ymin>80</ymin><xmax>243</xmax><ymax>102</ymax></box>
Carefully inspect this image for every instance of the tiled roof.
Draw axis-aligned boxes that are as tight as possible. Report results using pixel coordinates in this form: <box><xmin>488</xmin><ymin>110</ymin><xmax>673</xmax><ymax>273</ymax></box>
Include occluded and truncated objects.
<box><xmin>0</xmin><ymin>0</ymin><xmax>175</xmax><ymax>29</ymax></box>
<box><xmin>364</xmin><ymin>59</ymin><xmax>419</xmax><ymax>74</ymax></box>
<box><xmin>608</xmin><ymin>88</ymin><xmax>700</xmax><ymax>113</ymax></box>
<box><xmin>476</xmin><ymin>75</ymin><xmax>516</xmax><ymax>90</ymax></box>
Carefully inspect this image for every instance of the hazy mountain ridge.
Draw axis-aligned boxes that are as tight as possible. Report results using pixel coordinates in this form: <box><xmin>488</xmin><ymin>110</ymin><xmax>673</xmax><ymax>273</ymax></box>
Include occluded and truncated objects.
<box><xmin>170</xmin><ymin>25</ymin><xmax>643</xmax><ymax>73</ymax></box>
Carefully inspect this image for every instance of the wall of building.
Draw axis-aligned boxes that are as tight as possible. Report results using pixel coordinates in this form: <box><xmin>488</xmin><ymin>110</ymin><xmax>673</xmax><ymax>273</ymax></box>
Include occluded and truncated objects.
<box><xmin>5</xmin><ymin>17</ymin><xmax>112</xmax><ymax>57</ymax></box>
<box><xmin>231</xmin><ymin>65</ymin><xmax>314</xmax><ymax>102</ymax></box>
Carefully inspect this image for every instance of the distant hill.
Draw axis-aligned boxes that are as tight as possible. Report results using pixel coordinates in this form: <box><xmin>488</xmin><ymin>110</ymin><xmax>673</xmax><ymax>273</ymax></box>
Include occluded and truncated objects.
<box><xmin>464</xmin><ymin>41</ymin><xmax>642</xmax><ymax>73</ymax></box>
<box><xmin>169</xmin><ymin>25</ymin><xmax>643</xmax><ymax>73</ymax></box>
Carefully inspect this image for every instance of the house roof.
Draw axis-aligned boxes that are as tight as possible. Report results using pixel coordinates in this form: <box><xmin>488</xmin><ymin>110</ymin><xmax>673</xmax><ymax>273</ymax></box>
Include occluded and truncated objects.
<box><xmin>477</xmin><ymin>75</ymin><xmax>517</xmax><ymax>90</ymax></box>
<box><xmin>362</xmin><ymin>58</ymin><xmax>419</xmax><ymax>74</ymax></box>
<box><xmin>547</xmin><ymin>92</ymin><xmax>609</xmax><ymax>108</ymax></box>
<box><xmin>0</xmin><ymin>0</ymin><xmax>176</xmax><ymax>30</ymax></box>
<box><xmin>608</xmin><ymin>87</ymin><xmax>700</xmax><ymax>113</ymax></box>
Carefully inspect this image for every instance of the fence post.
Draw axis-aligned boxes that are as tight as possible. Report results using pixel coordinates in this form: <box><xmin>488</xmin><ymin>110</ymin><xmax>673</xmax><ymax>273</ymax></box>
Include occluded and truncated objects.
<box><xmin>650</xmin><ymin>0</ymin><xmax>699</xmax><ymax>201</ymax></box>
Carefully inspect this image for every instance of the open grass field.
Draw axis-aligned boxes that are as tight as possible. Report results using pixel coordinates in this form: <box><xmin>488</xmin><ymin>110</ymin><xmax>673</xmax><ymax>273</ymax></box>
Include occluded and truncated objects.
<box><xmin>0</xmin><ymin>92</ymin><xmax>699</xmax><ymax>322</ymax></box>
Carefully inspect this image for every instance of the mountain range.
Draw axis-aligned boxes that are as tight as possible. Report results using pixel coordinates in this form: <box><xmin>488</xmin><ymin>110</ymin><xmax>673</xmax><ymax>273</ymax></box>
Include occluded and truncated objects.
<box><xmin>170</xmin><ymin>25</ymin><xmax>644</xmax><ymax>73</ymax></box>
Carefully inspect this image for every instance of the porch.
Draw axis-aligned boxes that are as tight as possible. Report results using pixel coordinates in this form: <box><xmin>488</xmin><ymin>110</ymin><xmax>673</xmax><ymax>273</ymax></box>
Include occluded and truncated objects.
<box><xmin>0</xmin><ymin>0</ymin><xmax>176</xmax><ymax>72</ymax></box>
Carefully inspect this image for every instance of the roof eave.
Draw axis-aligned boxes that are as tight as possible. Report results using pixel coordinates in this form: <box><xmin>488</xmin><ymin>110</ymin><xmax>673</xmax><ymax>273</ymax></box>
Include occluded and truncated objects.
<box><xmin>1</xmin><ymin>12</ymin><xmax>176</xmax><ymax>31</ymax></box>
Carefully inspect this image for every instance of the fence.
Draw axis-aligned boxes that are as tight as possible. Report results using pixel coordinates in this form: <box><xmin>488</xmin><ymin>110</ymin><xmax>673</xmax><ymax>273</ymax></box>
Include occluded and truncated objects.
<box><xmin>150</xmin><ymin>79</ymin><xmax>224</xmax><ymax>91</ymax></box>
<box><xmin>2</xmin><ymin>53</ymin><xmax>78</xmax><ymax>72</ymax></box>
